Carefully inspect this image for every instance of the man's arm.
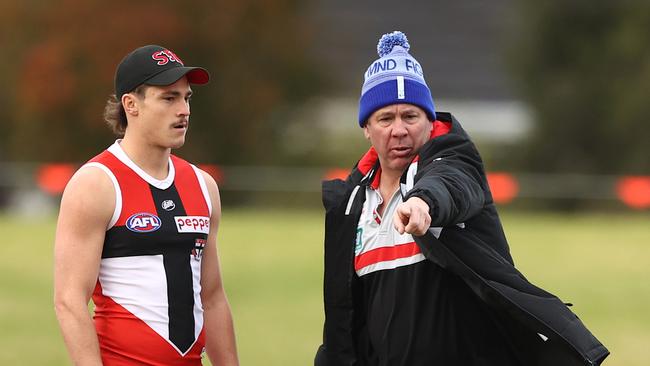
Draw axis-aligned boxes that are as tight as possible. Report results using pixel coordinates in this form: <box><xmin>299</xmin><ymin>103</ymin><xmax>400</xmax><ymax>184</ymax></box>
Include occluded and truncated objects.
<box><xmin>395</xmin><ymin>158</ymin><xmax>484</xmax><ymax>235</ymax></box>
<box><xmin>54</xmin><ymin>166</ymin><xmax>114</xmax><ymax>365</ymax></box>
<box><xmin>395</xmin><ymin>126</ymin><xmax>489</xmax><ymax>234</ymax></box>
<box><xmin>199</xmin><ymin>171</ymin><xmax>239</xmax><ymax>365</ymax></box>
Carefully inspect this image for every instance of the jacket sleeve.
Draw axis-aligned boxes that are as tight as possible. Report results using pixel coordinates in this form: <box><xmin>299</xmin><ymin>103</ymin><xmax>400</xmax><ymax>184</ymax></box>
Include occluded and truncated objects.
<box><xmin>405</xmin><ymin>128</ymin><xmax>487</xmax><ymax>227</ymax></box>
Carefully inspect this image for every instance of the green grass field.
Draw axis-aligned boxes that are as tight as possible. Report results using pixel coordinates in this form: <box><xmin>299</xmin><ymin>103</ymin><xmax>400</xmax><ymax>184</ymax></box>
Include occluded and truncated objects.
<box><xmin>0</xmin><ymin>208</ymin><xmax>648</xmax><ymax>365</ymax></box>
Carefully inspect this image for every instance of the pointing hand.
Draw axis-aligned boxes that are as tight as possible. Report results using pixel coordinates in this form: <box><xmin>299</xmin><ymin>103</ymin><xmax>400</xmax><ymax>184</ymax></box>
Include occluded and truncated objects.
<box><xmin>393</xmin><ymin>197</ymin><xmax>431</xmax><ymax>236</ymax></box>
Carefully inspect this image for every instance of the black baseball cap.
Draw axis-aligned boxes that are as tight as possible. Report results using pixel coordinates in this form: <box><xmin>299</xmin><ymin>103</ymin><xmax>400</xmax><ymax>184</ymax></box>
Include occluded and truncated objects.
<box><xmin>114</xmin><ymin>45</ymin><xmax>210</xmax><ymax>97</ymax></box>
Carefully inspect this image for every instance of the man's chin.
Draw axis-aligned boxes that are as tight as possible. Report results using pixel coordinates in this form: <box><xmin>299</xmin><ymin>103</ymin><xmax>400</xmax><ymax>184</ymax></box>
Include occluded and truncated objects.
<box><xmin>169</xmin><ymin>139</ymin><xmax>186</xmax><ymax>150</ymax></box>
<box><xmin>385</xmin><ymin>158</ymin><xmax>412</xmax><ymax>173</ymax></box>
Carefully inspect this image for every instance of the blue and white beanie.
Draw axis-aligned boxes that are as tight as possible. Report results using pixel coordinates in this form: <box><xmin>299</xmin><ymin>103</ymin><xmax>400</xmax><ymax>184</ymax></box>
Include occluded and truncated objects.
<box><xmin>358</xmin><ymin>31</ymin><xmax>436</xmax><ymax>126</ymax></box>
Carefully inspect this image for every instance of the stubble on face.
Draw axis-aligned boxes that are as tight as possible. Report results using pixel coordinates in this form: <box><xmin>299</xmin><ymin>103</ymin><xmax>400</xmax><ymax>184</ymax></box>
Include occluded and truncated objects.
<box><xmin>364</xmin><ymin>104</ymin><xmax>432</xmax><ymax>174</ymax></box>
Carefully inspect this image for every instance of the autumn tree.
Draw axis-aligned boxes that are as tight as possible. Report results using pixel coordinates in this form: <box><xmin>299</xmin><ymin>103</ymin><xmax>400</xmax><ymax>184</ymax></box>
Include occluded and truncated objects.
<box><xmin>0</xmin><ymin>0</ymin><xmax>323</xmax><ymax>164</ymax></box>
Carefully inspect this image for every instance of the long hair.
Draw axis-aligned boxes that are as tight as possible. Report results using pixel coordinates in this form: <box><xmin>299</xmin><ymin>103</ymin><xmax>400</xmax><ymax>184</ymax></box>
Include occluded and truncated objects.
<box><xmin>103</xmin><ymin>85</ymin><xmax>148</xmax><ymax>136</ymax></box>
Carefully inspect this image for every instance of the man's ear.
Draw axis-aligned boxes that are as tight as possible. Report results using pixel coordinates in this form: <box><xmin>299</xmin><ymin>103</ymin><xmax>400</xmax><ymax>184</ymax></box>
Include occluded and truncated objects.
<box><xmin>363</xmin><ymin>124</ymin><xmax>370</xmax><ymax>140</ymax></box>
<box><xmin>122</xmin><ymin>93</ymin><xmax>139</xmax><ymax>116</ymax></box>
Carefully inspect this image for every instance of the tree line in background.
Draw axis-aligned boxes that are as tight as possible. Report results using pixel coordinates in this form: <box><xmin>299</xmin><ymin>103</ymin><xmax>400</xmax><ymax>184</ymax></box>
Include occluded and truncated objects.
<box><xmin>0</xmin><ymin>0</ymin><xmax>324</xmax><ymax>165</ymax></box>
<box><xmin>0</xmin><ymin>1</ymin><xmax>648</xmax><ymax>177</ymax></box>
<box><xmin>509</xmin><ymin>0</ymin><xmax>650</xmax><ymax>175</ymax></box>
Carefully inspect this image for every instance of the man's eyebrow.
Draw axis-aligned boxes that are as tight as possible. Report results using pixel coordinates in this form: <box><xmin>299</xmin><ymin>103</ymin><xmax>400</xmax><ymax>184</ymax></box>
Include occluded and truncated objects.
<box><xmin>376</xmin><ymin>111</ymin><xmax>395</xmax><ymax>118</ymax></box>
<box><xmin>160</xmin><ymin>90</ymin><xmax>182</xmax><ymax>97</ymax></box>
<box><xmin>160</xmin><ymin>90</ymin><xmax>193</xmax><ymax>98</ymax></box>
<box><xmin>401</xmin><ymin>107</ymin><xmax>420</xmax><ymax>113</ymax></box>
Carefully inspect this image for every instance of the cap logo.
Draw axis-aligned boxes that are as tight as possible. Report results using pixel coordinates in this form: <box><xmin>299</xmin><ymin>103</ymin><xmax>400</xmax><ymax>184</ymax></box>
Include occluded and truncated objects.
<box><xmin>151</xmin><ymin>49</ymin><xmax>184</xmax><ymax>66</ymax></box>
<box><xmin>366</xmin><ymin>58</ymin><xmax>397</xmax><ymax>78</ymax></box>
<box><xmin>404</xmin><ymin>59</ymin><xmax>423</xmax><ymax>76</ymax></box>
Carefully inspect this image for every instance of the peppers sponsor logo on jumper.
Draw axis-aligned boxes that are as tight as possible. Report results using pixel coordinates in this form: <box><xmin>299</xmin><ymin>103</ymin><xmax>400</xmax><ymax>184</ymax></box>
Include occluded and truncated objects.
<box><xmin>126</xmin><ymin>212</ymin><xmax>162</xmax><ymax>233</ymax></box>
<box><xmin>175</xmin><ymin>216</ymin><xmax>210</xmax><ymax>234</ymax></box>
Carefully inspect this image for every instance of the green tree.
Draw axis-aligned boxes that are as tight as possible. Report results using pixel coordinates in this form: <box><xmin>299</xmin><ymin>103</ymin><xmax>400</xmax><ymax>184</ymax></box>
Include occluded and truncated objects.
<box><xmin>510</xmin><ymin>0</ymin><xmax>650</xmax><ymax>174</ymax></box>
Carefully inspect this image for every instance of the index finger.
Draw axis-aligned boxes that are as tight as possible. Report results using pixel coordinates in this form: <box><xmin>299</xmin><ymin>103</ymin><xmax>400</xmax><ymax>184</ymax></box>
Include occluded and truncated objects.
<box><xmin>393</xmin><ymin>208</ymin><xmax>407</xmax><ymax>234</ymax></box>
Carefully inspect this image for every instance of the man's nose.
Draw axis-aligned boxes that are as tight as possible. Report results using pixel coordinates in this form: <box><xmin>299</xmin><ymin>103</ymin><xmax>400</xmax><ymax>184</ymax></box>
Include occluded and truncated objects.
<box><xmin>179</xmin><ymin>100</ymin><xmax>190</xmax><ymax>116</ymax></box>
<box><xmin>391</xmin><ymin>118</ymin><xmax>408</xmax><ymax>136</ymax></box>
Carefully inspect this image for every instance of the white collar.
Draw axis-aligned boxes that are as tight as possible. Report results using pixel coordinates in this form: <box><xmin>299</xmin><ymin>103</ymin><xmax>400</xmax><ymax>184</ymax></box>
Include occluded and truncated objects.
<box><xmin>107</xmin><ymin>140</ymin><xmax>175</xmax><ymax>190</ymax></box>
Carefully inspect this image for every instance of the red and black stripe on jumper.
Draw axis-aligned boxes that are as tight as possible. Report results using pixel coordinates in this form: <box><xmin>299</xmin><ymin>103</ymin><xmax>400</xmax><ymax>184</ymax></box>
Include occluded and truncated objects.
<box><xmin>92</xmin><ymin>152</ymin><xmax>209</xmax><ymax>353</ymax></box>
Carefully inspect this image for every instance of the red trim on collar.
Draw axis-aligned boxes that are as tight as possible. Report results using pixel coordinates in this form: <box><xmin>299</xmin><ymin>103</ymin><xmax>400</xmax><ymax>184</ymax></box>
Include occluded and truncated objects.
<box><xmin>358</xmin><ymin>147</ymin><xmax>378</xmax><ymax>176</ymax></box>
<box><xmin>431</xmin><ymin>120</ymin><xmax>452</xmax><ymax>138</ymax></box>
<box><xmin>370</xmin><ymin>167</ymin><xmax>382</xmax><ymax>189</ymax></box>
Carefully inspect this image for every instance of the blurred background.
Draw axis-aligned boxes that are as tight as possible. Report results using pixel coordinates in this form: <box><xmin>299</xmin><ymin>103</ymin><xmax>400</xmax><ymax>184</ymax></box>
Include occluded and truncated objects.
<box><xmin>0</xmin><ymin>0</ymin><xmax>648</xmax><ymax>365</ymax></box>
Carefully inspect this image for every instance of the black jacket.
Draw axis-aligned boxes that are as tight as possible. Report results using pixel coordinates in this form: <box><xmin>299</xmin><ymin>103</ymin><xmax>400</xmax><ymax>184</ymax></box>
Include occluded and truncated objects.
<box><xmin>315</xmin><ymin>112</ymin><xmax>609</xmax><ymax>366</ymax></box>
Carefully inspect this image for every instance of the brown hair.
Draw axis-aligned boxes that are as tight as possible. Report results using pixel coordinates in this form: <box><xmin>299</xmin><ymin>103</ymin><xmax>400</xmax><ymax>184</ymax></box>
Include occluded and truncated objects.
<box><xmin>103</xmin><ymin>85</ymin><xmax>148</xmax><ymax>136</ymax></box>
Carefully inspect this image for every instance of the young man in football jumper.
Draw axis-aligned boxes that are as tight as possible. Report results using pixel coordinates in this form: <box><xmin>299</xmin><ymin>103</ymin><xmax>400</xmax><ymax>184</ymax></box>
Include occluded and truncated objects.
<box><xmin>54</xmin><ymin>45</ymin><xmax>239</xmax><ymax>366</ymax></box>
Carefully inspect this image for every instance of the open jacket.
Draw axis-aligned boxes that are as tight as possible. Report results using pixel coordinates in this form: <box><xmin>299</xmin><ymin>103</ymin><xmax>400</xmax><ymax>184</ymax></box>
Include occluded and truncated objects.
<box><xmin>315</xmin><ymin>112</ymin><xmax>609</xmax><ymax>366</ymax></box>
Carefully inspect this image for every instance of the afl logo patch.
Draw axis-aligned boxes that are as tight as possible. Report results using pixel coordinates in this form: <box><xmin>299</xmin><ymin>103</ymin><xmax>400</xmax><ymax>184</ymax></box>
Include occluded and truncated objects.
<box><xmin>161</xmin><ymin>199</ymin><xmax>176</xmax><ymax>211</ymax></box>
<box><xmin>126</xmin><ymin>212</ymin><xmax>162</xmax><ymax>233</ymax></box>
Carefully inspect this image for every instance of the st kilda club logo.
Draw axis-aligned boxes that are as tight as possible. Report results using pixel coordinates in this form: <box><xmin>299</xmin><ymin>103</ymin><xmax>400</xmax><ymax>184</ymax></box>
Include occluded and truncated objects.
<box><xmin>151</xmin><ymin>49</ymin><xmax>184</xmax><ymax>66</ymax></box>
<box><xmin>126</xmin><ymin>212</ymin><xmax>162</xmax><ymax>233</ymax></box>
<box><xmin>193</xmin><ymin>238</ymin><xmax>206</xmax><ymax>261</ymax></box>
